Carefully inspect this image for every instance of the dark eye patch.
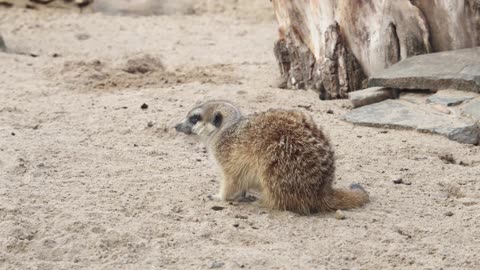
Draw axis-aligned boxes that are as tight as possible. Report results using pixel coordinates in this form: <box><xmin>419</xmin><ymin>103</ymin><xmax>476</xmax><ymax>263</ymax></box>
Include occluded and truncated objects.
<box><xmin>213</xmin><ymin>112</ymin><xmax>223</xmax><ymax>128</ymax></box>
<box><xmin>189</xmin><ymin>114</ymin><xmax>202</xmax><ymax>124</ymax></box>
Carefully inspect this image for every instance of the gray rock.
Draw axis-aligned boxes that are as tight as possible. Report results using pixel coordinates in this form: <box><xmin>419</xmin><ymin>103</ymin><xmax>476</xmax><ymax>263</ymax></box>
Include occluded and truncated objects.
<box><xmin>464</xmin><ymin>100</ymin><xmax>480</xmax><ymax>121</ymax></box>
<box><xmin>0</xmin><ymin>33</ymin><xmax>6</xmax><ymax>52</ymax></box>
<box><xmin>369</xmin><ymin>47</ymin><xmax>480</xmax><ymax>93</ymax></box>
<box><xmin>349</xmin><ymin>87</ymin><xmax>398</xmax><ymax>108</ymax></box>
<box><xmin>344</xmin><ymin>100</ymin><xmax>480</xmax><ymax>144</ymax></box>
<box><xmin>427</xmin><ymin>90</ymin><xmax>477</xmax><ymax>106</ymax></box>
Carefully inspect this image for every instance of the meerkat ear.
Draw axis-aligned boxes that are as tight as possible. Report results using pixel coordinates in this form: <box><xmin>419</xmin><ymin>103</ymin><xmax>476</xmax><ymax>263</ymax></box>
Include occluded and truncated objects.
<box><xmin>213</xmin><ymin>112</ymin><xmax>223</xmax><ymax>128</ymax></box>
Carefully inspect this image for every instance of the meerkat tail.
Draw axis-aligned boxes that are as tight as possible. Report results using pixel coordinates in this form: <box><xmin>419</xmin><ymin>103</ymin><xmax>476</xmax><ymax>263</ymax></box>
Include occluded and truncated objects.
<box><xmin>323</xmin><ymin>184</ymin><xmax>370</xmax><ymax>210</ymax></box>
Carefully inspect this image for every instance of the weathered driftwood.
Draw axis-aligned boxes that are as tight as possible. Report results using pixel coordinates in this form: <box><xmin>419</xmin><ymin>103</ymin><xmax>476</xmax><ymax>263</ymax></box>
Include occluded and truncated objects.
<box><xmin>272</xmin><ymin>0</ymin><xmax>480</xmax><ymax>99</ymax></box>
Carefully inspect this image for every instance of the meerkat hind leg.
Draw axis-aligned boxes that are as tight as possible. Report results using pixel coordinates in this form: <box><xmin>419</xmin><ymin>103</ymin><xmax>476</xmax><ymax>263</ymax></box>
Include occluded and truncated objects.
<box><xmin>218</xmin><ymin>177</ymin><xmax>258</xmax><ymax>202</ymax></box>
<box><xmin>207</xmin><ymin>172</ymin><xmax>258</xmax><ymax>202</ymax></box>
<box><xmin>208</xmin><ymin>176</ymin><xmax>246</xmax><ymax>202</ymax></box>
<box><xmin>236</xmin><ymin>191</ymin><xmax>257</xmax><ymax>202</ymax></box>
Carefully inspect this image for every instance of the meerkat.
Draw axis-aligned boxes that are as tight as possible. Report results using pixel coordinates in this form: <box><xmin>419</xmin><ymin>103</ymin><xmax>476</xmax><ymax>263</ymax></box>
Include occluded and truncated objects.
<box><xmin>175</xmin><ymin>100</ymin><xmax>369</xmax><ymax>215</ymax></box>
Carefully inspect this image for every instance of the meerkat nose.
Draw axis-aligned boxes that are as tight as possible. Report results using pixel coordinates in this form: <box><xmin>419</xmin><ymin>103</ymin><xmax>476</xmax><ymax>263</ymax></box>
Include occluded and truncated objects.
<box><xmin>174</xmin><ymin>123</ymin><xmax>182</xmax><ymax>132</ymax></box>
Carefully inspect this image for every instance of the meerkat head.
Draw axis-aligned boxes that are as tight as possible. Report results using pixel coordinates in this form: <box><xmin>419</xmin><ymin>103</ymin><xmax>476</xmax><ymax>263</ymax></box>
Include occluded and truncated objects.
<box><xmin>175</xmin><ymin>100</ymin><xmax>242</xmax><ymax>141</ymax></box>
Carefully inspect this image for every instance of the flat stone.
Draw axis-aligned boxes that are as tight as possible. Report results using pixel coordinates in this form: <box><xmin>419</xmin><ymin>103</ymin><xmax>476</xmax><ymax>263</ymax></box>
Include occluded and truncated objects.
<box><xmin>349</xmin><ymin>87</ymin><xmax>398</xmax><ymax>108</ymax></box>
<box><xmin>464</xmin><ymin>100</ymin><xmax>480</xmax><ymax>121</ymax></box>
<box><xmin>344</xmin><ymin>100</ymin><xmax>480</xmax><ymax>144</ymax></box>
<box><xmin>399</xmin><ymin>91</ymin><xmax>432</xmax><ymax>105</ymax></box>
<box><xmin>369</xmin><ymin>47</ymin><xmax>480</xmax><ymax>93</ymax></box>
<box><xmin>427</xmin><ymin>90</ymin><xmax>477</xmax><ymax>106</ymax></box>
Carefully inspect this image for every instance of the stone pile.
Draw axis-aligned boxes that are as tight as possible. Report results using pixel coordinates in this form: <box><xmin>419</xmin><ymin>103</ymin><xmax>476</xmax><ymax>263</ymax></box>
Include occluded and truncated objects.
<box><xmin>345</xmin><ymin>48</ymin><xmax>480</xmax><ymax>145</ymax></box>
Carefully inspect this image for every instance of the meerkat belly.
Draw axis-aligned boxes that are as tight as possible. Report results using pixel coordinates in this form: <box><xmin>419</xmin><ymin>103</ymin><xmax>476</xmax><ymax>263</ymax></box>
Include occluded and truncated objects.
<box><xmin>211</xmin><ymin>127</ymin><xmax>263</xmax><ymax>191</ymax></box>
<box><xmin>226</xmin><ymin>146</ymin><xmax>264</xmax><ymax>191</ymax></box>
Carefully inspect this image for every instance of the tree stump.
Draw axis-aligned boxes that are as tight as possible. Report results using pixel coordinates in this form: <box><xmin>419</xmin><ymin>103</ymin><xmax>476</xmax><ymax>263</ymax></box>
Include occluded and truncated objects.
<box><xmin>272</xmin><ymin>0</ymin><xmax>480</xmax><ymax>99</ymax></box>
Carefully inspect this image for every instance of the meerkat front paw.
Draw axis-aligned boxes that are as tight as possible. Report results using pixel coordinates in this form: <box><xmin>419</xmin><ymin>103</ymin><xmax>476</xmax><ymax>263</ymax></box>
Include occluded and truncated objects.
<box><xmin>236</xmin><ymin>194</ymin><xmax>257</xmax><ymax>203</ymax></box>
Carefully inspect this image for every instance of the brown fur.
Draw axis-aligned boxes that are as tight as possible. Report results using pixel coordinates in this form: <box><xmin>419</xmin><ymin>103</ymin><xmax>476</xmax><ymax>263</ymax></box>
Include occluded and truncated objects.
<box><xmin>175</xmin><ymin>100</ymin><xmax>369</xmax><ymax>215</ymax></box>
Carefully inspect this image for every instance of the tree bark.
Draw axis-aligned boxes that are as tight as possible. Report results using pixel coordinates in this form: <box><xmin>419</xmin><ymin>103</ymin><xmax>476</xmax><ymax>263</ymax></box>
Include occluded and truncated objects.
<box><xmin>272</xmin><ymin>0</ymin><xmax>480</xmax><ymax>99</ymax></box>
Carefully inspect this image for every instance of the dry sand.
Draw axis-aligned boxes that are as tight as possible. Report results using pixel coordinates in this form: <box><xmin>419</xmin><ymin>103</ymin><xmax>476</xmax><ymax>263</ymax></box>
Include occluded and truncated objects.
<box><xmin>1</xmin><ymin>2</ymin><xmax>480</xmax><ymax>269</ymax></box>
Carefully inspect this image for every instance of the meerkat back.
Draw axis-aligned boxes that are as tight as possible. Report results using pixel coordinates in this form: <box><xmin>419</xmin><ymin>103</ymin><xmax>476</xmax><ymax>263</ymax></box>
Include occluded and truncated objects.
<box><xmin>231</xmin><ymin>110</ymin><xmax>335</xmax><ymax>213</ymax></box>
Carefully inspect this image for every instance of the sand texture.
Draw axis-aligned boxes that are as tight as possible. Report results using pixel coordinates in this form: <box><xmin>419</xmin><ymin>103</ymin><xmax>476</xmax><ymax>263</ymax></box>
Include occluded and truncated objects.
<box><xmin>0</xmin><ymin>2</ymin><xmax>479</xmax><ymax>269</ymax></box>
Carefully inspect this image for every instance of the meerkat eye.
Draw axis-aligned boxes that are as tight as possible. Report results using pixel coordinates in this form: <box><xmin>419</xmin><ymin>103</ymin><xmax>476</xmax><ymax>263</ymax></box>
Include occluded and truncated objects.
<box><xmin>213</xmin><ymin>112</ymin><xmax>223</xmax><ymax>128</ymax></box>
<box><xmin>189</xmin><ymin>114</ymin><xmax>202</xmax><ymax>125</ymax></box>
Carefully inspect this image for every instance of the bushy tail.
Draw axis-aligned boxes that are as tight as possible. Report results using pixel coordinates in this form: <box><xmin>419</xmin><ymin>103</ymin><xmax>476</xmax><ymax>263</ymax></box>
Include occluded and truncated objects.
<box><xmin>325</xmin><ymin>184</ymin><xmax>370</xmax><ymax>210</ymax></box>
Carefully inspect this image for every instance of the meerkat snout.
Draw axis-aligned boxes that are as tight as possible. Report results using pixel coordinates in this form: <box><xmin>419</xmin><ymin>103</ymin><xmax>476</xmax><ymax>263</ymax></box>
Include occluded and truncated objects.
<box><xmin>174</xmin><ymin>120</ymin><xmax>194</xmax><ymax>135</ymax></box>
<box><xmin>176</xmin><ymin>100</ymin><xmax>369</xmax><ymax>215</ymax></box>
<box><xmin>175</xmin><ymin>110</ymin><xmax>203</xmax><ymax>135</ymax></box>
<box><xmin>174</xmin><ymin>123</ymin><xmax>190</xmax><ymax>134</ymax></box>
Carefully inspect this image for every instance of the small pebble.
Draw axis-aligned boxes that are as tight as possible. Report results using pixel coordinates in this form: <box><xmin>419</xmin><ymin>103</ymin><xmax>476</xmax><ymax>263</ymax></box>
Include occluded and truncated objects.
<box><xmin>141</xmin><ymin>103</ymin><xmax>149</xmax><ymax>109</ymax></box>
<box><xmin>75</xmin><ymin>33</ymin><xmax>90</xmax><ymax>41</ymax></box>
<box><xmin>439</xmin><ymin>154</ymin><xmax>456</xmax><ymax>164</ymax></box>
<box><xmin>233</xmin><ymin>223</ymin><xmax>239</xmax><ymax>228</ymax></box>
<box><xmin>335</xmin><ymin>210</ymin><xmax>346</xmax><ymax>220</ymax></box>
<box><xmin>297</xmin><ymin>104</ymin><xmax>312</xmax><ymax>111</ymax></box>
<box><xmin>147</xmin><ymin>121</ymin><xmax>154</xmax><ymax>127</ymax></box>
<box><xmin>393</xmin><ymin>178</ymin><xmax>412</xmax><ymax>185</ymax></box>
<box><xmin>211</xmin><ymin>206</ymin><xmax>225</xmax><ymax>211</ymax></box>
<box><xmin>444</xmin><ymin>211</ymin><xmax>454</xmax><ymax>217</ymax></box>
<box><xmin>11</xmin><ymin>132</ymin><xmax>15</xmax><ymax>136</ymax></box>
<box><xmin>326</xmin><ymin>109</ymin><xmax>334</xmax><ymax>114</ymax></box>
<box><xmin>393</xmin><ymin>178</ymin><xmax>403</xmax><ymax>184</ymax></box>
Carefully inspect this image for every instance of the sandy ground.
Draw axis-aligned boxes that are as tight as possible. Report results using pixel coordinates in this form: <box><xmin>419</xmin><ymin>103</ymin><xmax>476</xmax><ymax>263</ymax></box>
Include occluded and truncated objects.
<box><xmin>1</xmin><ymin>2</ymin><xmax>480</xmax><ymax>270</ymax></box>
